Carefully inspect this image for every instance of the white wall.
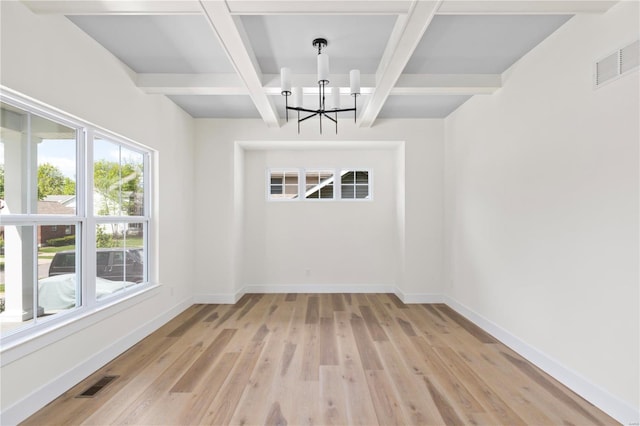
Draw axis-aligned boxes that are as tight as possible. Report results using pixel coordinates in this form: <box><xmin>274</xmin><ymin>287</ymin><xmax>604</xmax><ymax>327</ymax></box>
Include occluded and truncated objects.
<box><xmin>242</xmin><ymin>148</ymin><xmax>398</xmax><ymax>290</ymax></box>
<box><xmin>0</xmin><ymin>2</ymin><xmax>196</xmax><ymax>421</ymax></box>
<box><xmin>194</xmin><ymin>119</ymin><xmax>444</xmax><ymax>302</ymax></box>
<box><xmin>444</xmin><ymin>1</ymin><xmax>639</xmax><ymax>421</ymax></box>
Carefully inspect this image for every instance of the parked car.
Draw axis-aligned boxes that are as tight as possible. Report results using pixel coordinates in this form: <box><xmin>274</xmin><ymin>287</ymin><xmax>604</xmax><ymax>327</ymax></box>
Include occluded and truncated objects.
<box><xmin>48</xmin><ymin>248</ymin><xmax>144</xmax><ymax>283</ymax></box>
<box><xmin>39</xmin><ymin>274</ymin><xmax>133</xmax><ymax>313</ymax></box>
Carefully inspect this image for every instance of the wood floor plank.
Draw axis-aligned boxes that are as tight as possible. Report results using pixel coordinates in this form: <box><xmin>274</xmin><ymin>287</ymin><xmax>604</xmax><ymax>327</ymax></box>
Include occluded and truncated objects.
<box><xmin>319</xmin><ymin>316</ymin><xmax>339</xmax><ymax>365</ymax></box>
<box><xmin>23</xmin><ymin>296</ymin><xmax>617</xmax><ymax>426</ymax></box>
<box><xmin>320</xmin><ymin>366</ymin><xmax>349</xmax><ymax>425</ymax></box>
<box><xmin>359</xmin><ymin>304</ymin><xmax>389</xmax><ymax>342</ymax></box>
<box><xmin>230</xmin><ymin>296</ymin><xmax>295</xmax><ymax>426</ymax></box>
<box><xmin>80</xmin><ymin>307</ymin><xmax>223</xmax><ymax>424</ymax></box>
<box><xmin>501</xmin><ymin>350</ymin><xmax>610</xmax><ymax>425</ymax></box>
<box><xmin>319</xmin><ymin>293</ymin><xmax>333</xmax><ymax>319</ymax></box>
<box><xmin>300</xmin><ymin>323</ymin><xmax>320</xmax><ymax>381</ymax></box>
<box><xmin>423</xmin><ymin>375</ymin><xmax>466</xmax><ymax>426</ymax></box>
<box><xmin>343</xmin><ymin>293</ymin><xmax>352</xmax><ymax>305</ymax></box>
<box><xmin>434</xmin><ymin>345</ymin><xmax>528</xmax><ymax>425</ymax></box>
<box><xmin>280</xmin><ymin>341</ymin><xmax>296</xmax><ymax>376</ymax></box>
<box><xmin>24</xmin><ymin>331</ymin><xmax>180</xmax><ymax>425</ymax></box>
<box><xmin>108</xmin><ymin>342</ymin><xmax>207</xmax><ymax>425</ymax></box>
<box><xmin>376</xmin><ymin>340</ymin><xmax>445</xmax><ymax>425</ymax></box>
<box><xmin>284</xmin><ymin>293</ymin><xmax>297</xmax><ymax>302</ymax></box>
<box><xmin>440</xmin><ymin>331</ymin><xmax>558</xmax><ymax>426</ymax></box>
<box><xmin>167</xmin><ymin>304</ymin><xmax>215</xmax><ymax>337</ymax></box>
<box><xmin>331</xmin><ymin>293</ymin><xmax>346</xmax><ymax>311</ymax></box>
<box><xmin>350</xmin><ymin>314</ymin><xmax>383</xmax><ymax>370</ymax></box>
<box><xmin>200</xmin><ymin>340</ymin><xmax>267</xmax><ymax>424</ymax></box>
<box><xmin>365</xmin><ymin>369</ymin><xmax>408</xmax><ymax>425</ymax></box>
<box><xmin>265</xmin><ymin>401</ymin><xmax>288</xmax><ymax>426</ymax></box>
<box><xmin>170</xmin><ymin>328</ymin><xmax>236</xmax><ymax>392</ymax></box>
<box><xmin>334</xmin><ymin>311</ymin><xmax>379</xmax><ymax>426</ymax></box>
<box><xmin>305</xmin><ymin>295</ymin><xmax>319</xmax><ymax>325</ymax></box>
<box><xmin>177</xmin><ymin>351</ymin><xmax>240</xmax><ymax>425</ymax></box>
<box><xmin>367</xmin><ymin>293</ymin><xmax>393</xmax><ymax>325</ymax></box>
<box><xmin>410</xmin><ymin>334</ymin><xmax>486</xmax><ymax>418</ymax></box>
<box><xmin>435</xmin><ymin>304</ymin><xmax>498</xmax><ymax>344</ymax></box>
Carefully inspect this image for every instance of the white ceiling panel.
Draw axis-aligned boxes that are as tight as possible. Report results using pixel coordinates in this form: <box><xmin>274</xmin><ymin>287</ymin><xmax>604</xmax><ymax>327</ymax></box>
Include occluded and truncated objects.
<box><xmin>240</xmin><ymin>15</ymin><xmax>397</xmax><ymax>74</ymax></box>
<box><xmin>405</xmin><ymin>15</ymin><xmax>571</xmax><ymax>74</ymax></box>
<box><xmin>169</xmin><ymin>95</ymin><xmax>260</xmax><ymax>118</ymax></box>
<box><xmin>68</xmin><ymin>15</ymin><xmax>235</xmax><ymax>73</ymax></box>
<box><xmin>378</xmin><ymin>95</ymin><xmax>472</xmax><ymax>118</ymax></box>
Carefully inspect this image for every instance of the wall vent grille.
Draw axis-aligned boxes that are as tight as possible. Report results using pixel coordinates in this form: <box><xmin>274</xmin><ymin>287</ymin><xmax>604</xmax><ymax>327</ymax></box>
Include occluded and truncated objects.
<box><xmin>595</xmin><ymin>40</ymin><xmax>640</xmax><ymax>88</ymax></box>
<box><xmin>76</xmin><ymin>375</ymin><xmax>118</xmax><ymax>398</ymax></box>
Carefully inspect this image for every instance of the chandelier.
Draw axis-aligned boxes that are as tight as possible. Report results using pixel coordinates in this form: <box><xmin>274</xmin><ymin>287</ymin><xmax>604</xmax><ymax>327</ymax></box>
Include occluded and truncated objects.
<box><xmin>280</xmin><ymin>38</ymin><xmax>360</xmax><ymax>134</ymax></box>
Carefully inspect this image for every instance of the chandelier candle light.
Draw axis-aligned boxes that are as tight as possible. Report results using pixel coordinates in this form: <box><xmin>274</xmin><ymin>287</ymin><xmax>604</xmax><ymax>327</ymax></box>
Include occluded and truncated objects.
<box><xmin>280</xmin><ymin>38</ymin><xmax>360</xmax><ymax>134</ymax></box>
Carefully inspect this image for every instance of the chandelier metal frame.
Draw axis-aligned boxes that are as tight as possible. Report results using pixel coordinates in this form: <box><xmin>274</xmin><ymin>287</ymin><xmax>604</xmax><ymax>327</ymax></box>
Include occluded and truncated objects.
<box><xmin>281</xmin><ymin>38</ymin><xmax>360</xmax><ymax>134</ymax></box>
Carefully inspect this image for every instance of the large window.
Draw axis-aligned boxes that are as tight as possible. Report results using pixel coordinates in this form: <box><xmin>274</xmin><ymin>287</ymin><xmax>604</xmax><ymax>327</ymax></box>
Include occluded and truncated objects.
<box><xmin>267</xmin><ymin>168</ymin><xmax>371</xmax><ymax>201</ymax></box>
<box><xmin>0</xmin><ymin>91</ymin><xmax>152</xmax><ymax>342</ymax></box>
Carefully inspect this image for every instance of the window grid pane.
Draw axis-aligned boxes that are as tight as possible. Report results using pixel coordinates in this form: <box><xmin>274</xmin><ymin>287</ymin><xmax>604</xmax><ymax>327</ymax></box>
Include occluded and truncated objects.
<box><xmin>269</xmin><ymin>170</ymin><xmax>299</xmax><ymax>200</ymax></box>
<box><xmin>95</xmin><ymin>222</ymin><xmax>145</xmax><ymax>302</ymax></box>
<box><xmin>94</xmin><ymin>138</ymin><xmax>145</xmax><ymax>217</ymax></box>
<box><xmin>305</xmin><ymin>170</ymin><xmax>334</xmax><ymax>200</ymax></box>
<box><xmin>340</xmin><ymin>170</ymin><xmax>370</xmax><ymax>200</ymax></box>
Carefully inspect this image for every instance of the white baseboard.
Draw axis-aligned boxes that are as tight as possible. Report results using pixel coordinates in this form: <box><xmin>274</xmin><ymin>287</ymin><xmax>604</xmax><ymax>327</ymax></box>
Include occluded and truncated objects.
<box><xmin>195</xmin><ymin>285</ymin><xmax>440</xmax><ymax>305</ymax></box>
<box><xmin>394</xmin><ymin>287</ymin><xmax>444</xmax><ymax>304</ymax></box>
<box><xmin>193</xmin><ymin>290</ymin><xmax>244</xmax><ymax>304</ymax></box>
<box><xmin>242</xmin><ymin>284</ymin><xmax>395</xmax><ymax>294</ymax></box>
<box><xmin>444</xmin><ymin>296</ymin><xmax>640</xmax><ymax>425</ymax></box>
<box><xmin>0</xmin><ymin>297</ymin><xmax>193</xmax><ymax>426</ymax></box>
<box><xmin>193</xmin><ymin>285</ymin><xmax>397</xmax><ymax>305</ymax></box>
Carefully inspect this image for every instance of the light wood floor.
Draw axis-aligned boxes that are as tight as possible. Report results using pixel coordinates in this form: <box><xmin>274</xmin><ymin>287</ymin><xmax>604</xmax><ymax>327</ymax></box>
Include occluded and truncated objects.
<box><xmin>23</xmin><ymin>294</ymin><xmax>616</xmax><ymax>425</ymax></box>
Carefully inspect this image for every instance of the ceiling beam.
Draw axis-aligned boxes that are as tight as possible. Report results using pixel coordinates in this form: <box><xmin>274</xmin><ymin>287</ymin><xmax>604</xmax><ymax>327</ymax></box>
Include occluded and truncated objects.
<box><xmin>21</xmin><ymin>0</ymin><xmax>616</xmax><ymax>16</ymax></box>
<box><xmin>21</xmin><ymin>1</ymin><xmax>202</xmax><ymax>15</ymax></box>
<box><xmin>359</xmin><ymin>0</ymin><xmax>443</xmax><ymax>127</ymax></box>
<box><xmin>437</xmin><ymin>1</ymin><xmax>617</xmax><ymax>15</ymax></box>
<box><xmin>225</xmin><ymin>1</ymin><xmax>413</xmax><ymax>15</ymax></box>
<box><xmin>136</xmin><ymin>73</ymin><xmax>500</xmax><ymax>96</ymax></box>
<box><xmin>198</xmin><ymin>0</ymin><xmax>280</xmax><ymax>127</ymax></box>
<box><xmin>20</xmin><ymin>0</ymin><xmax>412</xmax><ymax>15</ymax></box>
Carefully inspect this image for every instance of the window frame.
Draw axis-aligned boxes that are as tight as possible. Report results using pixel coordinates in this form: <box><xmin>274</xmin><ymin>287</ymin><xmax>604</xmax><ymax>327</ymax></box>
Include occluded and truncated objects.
<box><xmin>339</xmin><ymin>169</ymin><xmax>373</xmax><ymax>201</ymax></box>
<box><xmin>0</xmin><ymin>88</ymin><xmax>156</xmax><ymax>349</ymax></box>
<box><xmin>303</xmin><ymin>169</ymin><xmax>336</xmax><ymax>201</ymax></box>
<box><xmin>266</xmin><ymin>168</ymin><xmax>301</xmax><ymax>201</ymax></box>
<box><xmin>266</xmin><ymin>167</ymin><xmax>373</xmax><ymax>202</ymax></box>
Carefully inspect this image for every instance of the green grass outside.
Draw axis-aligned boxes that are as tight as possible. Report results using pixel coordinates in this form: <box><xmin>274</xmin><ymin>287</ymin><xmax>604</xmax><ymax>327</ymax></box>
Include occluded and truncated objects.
<box><xmin>38</xmin><ymin>237</ymin><xmax>144</xmax><ymax>254</ymax></box>
<box><xmin>39</xmin><ymin>245</ymin><xmax>75</xmax><ymax>253</ymax></box>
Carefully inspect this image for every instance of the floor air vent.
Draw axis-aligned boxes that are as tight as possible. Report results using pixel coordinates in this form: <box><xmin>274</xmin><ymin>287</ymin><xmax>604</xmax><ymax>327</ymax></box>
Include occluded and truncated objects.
<box><xmin>76</xmin><ymin>375</ymin><xmax>118</xmax><ymax>398</ymax></box>
<box><xmin>595</xmin><ymin>40</ymin><xmax>639</xmax><ymax>88</ymax></box>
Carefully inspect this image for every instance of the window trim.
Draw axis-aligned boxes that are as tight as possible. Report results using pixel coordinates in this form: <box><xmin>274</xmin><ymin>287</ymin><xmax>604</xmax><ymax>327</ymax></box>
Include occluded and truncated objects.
<box><xmin>0</xmin><ymin>87</ymin><xmax>155</xmax><ymax>349</ymax></box>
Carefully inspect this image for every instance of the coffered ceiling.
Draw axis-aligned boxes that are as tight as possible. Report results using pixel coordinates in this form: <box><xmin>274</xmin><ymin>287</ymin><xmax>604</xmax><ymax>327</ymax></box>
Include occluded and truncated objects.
<box><xmin>22</xmin><ymin>1</ymin><xmax>616</xmax><ymax>127</ymax></box>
